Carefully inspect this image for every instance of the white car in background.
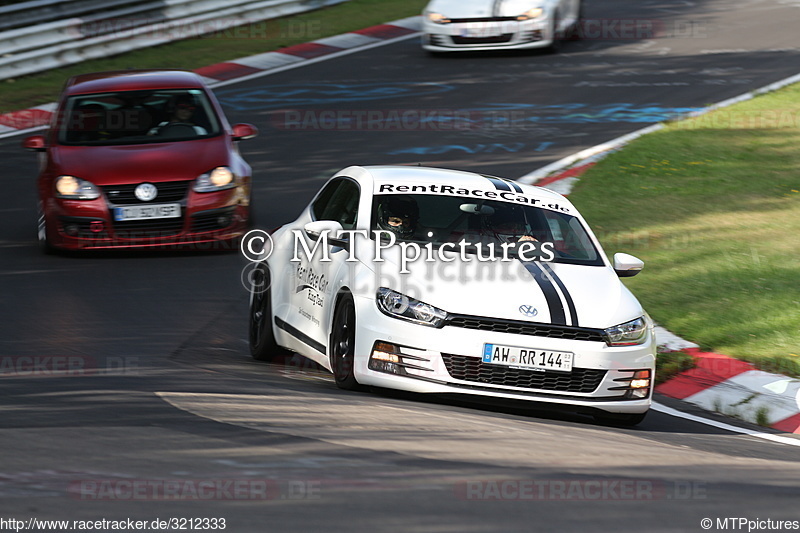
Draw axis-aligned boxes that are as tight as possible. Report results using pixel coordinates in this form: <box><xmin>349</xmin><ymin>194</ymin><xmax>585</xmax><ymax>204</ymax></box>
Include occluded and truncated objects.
<box><xmin>248</xmin><ymin>166</ymin><xmax>655</xmax><ymax>426</ymax></box>
<box><xmin>422</xmin><ymin>0</ymin><xmax>582</xmax><ymax>52</ymax></box>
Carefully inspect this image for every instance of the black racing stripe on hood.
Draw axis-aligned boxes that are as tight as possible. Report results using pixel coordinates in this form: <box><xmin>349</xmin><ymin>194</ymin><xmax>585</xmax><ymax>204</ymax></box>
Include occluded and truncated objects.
<box><xmin>522</xmin><ymin>262</ymin><xmax>567</xmax><ymax>326</ymax></box>
<box><xmin>506</xmin><ymin>180</ymin><xmax>524</xmax><ymax>193</ymax></box>
<box><xmin>484</xmin><ymin>176</ymin><xmax>512</xmax><ymax>192</ymax></box>
<box><xmin>540</xmin><ymin>262</ymin><xmax>579</xmax><ymax>327</ymax></box>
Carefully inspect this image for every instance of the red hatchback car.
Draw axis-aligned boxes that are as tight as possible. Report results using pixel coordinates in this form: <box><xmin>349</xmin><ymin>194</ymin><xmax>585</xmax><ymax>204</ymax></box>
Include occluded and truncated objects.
<box><xmin>24</xmin><ymin>70</ymin><xmax>258</xmax><ymax>252</ymax></box>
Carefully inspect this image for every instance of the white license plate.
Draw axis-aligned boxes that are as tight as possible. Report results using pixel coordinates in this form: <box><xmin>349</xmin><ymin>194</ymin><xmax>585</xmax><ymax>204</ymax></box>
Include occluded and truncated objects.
<box><xmin>482</xmin><ymin>344</ymin><xmax>573</xmax><ymax>372</ymax></box>
<box><xmin>462</xmin><ymin>23</ymin><xmax>503</xmax><ymax>38</ymax></box>
<box><xmin>114</xmin><ymin>203</ymin><xmax>181</xmax><ymax>221</ymax></box>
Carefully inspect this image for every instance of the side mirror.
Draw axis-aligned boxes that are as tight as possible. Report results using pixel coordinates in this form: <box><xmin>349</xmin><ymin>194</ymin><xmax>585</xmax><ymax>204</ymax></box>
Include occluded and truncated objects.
<box><xmin>232</xmin><ymin>123</ymin><xmax>258</xmax><ymax>141</ymax></box>
<box><xmin>613</xmin><ymin>253</ymin><xmax>644</xmax><ymax>278</ymax></box>
<box><xmin>303</xmin><ymin>220</ymin><xmax>348</xmax><ymax>248</ymax></box>
<box><xmin>23</xmin><ymin>135</ymin><xmax>46</xmax><ymax>152</ymax></box>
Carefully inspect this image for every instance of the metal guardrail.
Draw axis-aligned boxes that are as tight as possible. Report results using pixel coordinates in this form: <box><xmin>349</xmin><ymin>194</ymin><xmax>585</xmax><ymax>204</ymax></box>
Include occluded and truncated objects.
<box><xmin>0</xmin><ymin>0</ymin><xmax>153</xmax><ymax>32</ymax></box>
<box><xmin>0</xmin><ymin>0</ymin><xmax>349</xmax><ymax>81</ymax></box>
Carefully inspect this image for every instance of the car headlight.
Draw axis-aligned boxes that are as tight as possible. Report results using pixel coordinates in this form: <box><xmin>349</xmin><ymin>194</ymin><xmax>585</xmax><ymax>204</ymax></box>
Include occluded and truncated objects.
<box><xmin>427</xmin><ymin>12</ymin><xmax>450</xmax><ymax>24</ymax></box>
<box><xmin>517</xmin><ymin>7</ymin><xmax>544</xmax><ymax>20</ymax></box>
<box><xmin>604</xmin><ymin>316</ymin><xmax>648</xmax><ymax>346</ymax></box>
<box><xmin>194</xmin><ymin>166</ymin><xmax>235</xmax><ymax>192</ymax></box>
<box><xmin>376</xmin><ymin>288</ymin><xmax>448</xmax><ymax>328</ymax></box>
<box><xmin>54</xmin><ymin>175</ymin><xmax>101</xmax><ymax>200</ymax></box>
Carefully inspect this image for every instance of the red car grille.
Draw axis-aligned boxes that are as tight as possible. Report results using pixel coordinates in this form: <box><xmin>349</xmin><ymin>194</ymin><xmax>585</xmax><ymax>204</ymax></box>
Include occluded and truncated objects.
<box><xmin>102</xmin><ymin>181</ymin><xmax>190</xmax><ymax>204</ymax></box>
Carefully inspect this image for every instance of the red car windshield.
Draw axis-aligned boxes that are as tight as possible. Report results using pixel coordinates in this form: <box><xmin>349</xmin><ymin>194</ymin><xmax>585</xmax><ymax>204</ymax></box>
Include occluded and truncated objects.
<box><xmin>58</xmin><ymin>89</ymin><xmax>221</xmax><ymax>145</ymax></box>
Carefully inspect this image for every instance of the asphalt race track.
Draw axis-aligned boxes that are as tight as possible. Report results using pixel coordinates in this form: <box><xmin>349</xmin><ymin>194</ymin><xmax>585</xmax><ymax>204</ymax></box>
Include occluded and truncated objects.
<box><xmin>1</xmin><ymin>0</ymin><xmax>799</xmax><ymax>530</ymax></box>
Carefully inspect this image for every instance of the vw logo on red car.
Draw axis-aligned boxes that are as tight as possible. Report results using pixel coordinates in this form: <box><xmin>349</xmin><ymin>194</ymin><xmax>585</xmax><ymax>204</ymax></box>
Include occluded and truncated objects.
<box><xmin>134</xmin><ymin>183</ymin><xmax>158</xmax><ymax>202</ymax></box>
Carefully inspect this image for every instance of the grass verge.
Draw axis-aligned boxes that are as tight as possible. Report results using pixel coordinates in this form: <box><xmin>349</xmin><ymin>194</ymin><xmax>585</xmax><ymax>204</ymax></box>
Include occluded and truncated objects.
<box><xmin>0</xmin><ymin>0</ymin><xmax>427</xmax><ymax>112</ymax></box>
<box><xmin>569</xmin><ymin>83</ymin><xmax>800</xmax><ymax>375</ymax></box>
<box><xmin>654</xmin><ymin>351</ymin><xmax>696</xmax><ymax>386</ymax></box>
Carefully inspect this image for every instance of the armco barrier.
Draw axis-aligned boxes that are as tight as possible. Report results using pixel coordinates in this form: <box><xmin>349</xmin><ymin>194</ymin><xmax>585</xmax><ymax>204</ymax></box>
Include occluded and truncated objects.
<box><xmin>0</xmin><ymin>0</ymin><xmax>349</xmax><ymax>81</ymax></box>
<box><xmin>0</xmin><ymin>0</ymin><xmax>151</xmax><ymax>32</ymax></box>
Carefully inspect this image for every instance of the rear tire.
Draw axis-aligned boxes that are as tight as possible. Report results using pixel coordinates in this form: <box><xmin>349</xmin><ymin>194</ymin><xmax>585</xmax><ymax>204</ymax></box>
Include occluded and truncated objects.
<box><xmin>330</xmin><ymin>293</ymin><xmax>360</xmax><ymax>390</ymax></box>
<box><xmin>248</xmin><ymin>265</ymin><xmax>288</xmax><ymax>361</ymax></box>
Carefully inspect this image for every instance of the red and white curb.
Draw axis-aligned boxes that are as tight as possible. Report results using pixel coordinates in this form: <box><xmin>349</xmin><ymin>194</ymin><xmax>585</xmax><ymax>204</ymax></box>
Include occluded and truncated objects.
<box><xmin>194</xmin><ymin>16</ymin><xmax>421</xmax><ymax>86</ymax></box>
<box><xmin>0</xmin><ymin>16</ymin><xmax>422</xmax><ymax>139</ymax></box>
<box><xmin>0</xmin><ymin>102</ymin><xmax>57</xmax><ymax>136</ymax></box>
<box><xmin>657</xmin><ymin>350</ymin><xmax>800</xmax><ymax>433</ymax></box>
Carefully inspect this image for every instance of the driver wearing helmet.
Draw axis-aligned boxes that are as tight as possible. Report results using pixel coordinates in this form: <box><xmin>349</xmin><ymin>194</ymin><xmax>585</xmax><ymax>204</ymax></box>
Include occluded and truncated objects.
<box><xmin>376</xmin><ymin>196</ymin><xmax>420</xmax><ymax>240</ymax></box>
<box><xmin>148</xmin><ymin>94</ymin><xmax>207</xmax><ymax>136</ymax></box>
<box><xmin>487</xmin><ymin>207</ymin><xmax>538</xmax><ymax>243</ymax></box>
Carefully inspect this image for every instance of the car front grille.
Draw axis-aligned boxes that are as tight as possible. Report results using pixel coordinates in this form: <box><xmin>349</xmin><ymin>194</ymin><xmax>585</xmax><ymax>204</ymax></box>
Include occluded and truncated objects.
<box><xmin>102</xmin><ymin>181</ymin><xmax>190</xmax><ymax>204</ymax></box>
<box><xmin>451</xmin><ymin>34</ymin><xmax>514</xmax><ymax>45</ymax></box>
<box><xmin>444</xmin><ymin>315</ymin><xmax>607</xmax><ymax>343</ymax></box>
<box><xmin>441</xmin><ymin>353</ymin><xmax>606</xmax><ymax>393</ymax></box>
<box><xmin>448</xmin><ymin>16</ymin><xmax>519</xmax><ymax>23</ymax></box>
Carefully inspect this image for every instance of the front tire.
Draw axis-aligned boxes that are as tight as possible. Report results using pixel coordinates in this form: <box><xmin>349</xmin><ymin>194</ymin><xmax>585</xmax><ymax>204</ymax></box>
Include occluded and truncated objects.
<box><xmin>37</xmin><ymin>203</ymin><xmax>55</xmax><ymax>255</ymax></box>
<box><xmin>249</xmin><ymin>265</ymin><xmax>288</xmax><ymax>361</ymax></box>
<box><xmin>330</xmin><ymin>293</ymin><xmax>360</xmax><ymax>390</ymax></box>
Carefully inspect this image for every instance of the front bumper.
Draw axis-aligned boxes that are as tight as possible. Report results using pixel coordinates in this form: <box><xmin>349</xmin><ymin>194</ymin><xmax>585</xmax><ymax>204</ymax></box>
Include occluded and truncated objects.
<box><xmin>352</xmin><ymin>295</ymin><xmax>655</xmax><ymax>415</ymax></box>
<box><xmin>422</xmin><ymin>19</ymin><xmax>552</xmax><ymax>52</ymax></box>
<box><xmin>44</xmin><ymin>182</ymin><xmax>250</xmax><ymax>251</ymax></box>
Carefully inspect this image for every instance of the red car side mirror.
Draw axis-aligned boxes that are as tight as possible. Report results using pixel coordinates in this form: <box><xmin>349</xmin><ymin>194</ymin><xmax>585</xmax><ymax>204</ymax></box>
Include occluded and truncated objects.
<box><xmin>23</xmin><ymin>135</ymin><xmax>46</xmax><ymax>152</ymax></box>
<box><xmin>232</xmin><ymin>123</ymin><xmax>258</xmax><ymax>141</ymax></box>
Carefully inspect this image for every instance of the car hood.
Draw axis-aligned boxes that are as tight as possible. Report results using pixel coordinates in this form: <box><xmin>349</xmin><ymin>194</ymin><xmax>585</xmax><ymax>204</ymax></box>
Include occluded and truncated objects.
<box><xmin>425</xmin><ymin>0</ymin><xmax>538</xmax><ymax>18</ymax></box>
<box><xmin>360</xmin><ymin>246</ymin><xmax>642</xmax><ymax>330</ymax></box>
<box><xmin>49</xmin><ymin>137</ymin><xmax>230</xmax><ymax>185</ymax></box>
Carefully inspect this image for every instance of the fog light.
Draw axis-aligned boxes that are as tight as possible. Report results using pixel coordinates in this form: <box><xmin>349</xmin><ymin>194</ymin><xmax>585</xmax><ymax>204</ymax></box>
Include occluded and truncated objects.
<box><xmin>217</xmin><ymin>215</ymin><xmax>231</xmax><ymax>227</ymax></box>
<box><xmin>371</xmin><ymin>342</ymin><xmax>400</xmax><ymax>363</ymax></box>
<box><xmin>630</xmin><ymin>388</ymin><xmax>649</xmax><ymax>399</ymax></box>
<box><xmin>89</xmin><ymin>221</ymin><xmax>104</xmax><ymax>233</ymax></box>
<box><xmin>611</xmin><ymin>369</ymin><xmax>652</xmax><ymax>399</ymax></box>
<box><xmin>630</xmin><ymin>369</ymin><xmax>651</xmax><ymax>389</ymax></box>
<box><xmin>64</xmin><ymin>224</ymin><xmax>79</xmax><ymax>236</ymax></box>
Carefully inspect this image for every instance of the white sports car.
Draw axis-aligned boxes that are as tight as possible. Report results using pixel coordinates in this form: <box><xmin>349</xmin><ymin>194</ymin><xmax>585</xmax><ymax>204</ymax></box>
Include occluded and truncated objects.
<box><xmin>422</xmin><ymin>0</ymin><xmax>582</xmax><ymax>52</ymax></box>
<box><xmin>248</xmin><ymin>166</ymin><xmax>655</xmax><ymax>425</ymax></box>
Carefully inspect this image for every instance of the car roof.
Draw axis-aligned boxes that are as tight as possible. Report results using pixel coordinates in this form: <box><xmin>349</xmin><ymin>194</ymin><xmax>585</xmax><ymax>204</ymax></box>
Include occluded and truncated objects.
<box><xmin>355</xmin><ymin>165</ymin><xmax>572</xmax><ymax>205</ymax></box>
<box><xmin>63</xmin><ymin>70</ymin><xmax>207</xmax><ymax>96</ymax></box>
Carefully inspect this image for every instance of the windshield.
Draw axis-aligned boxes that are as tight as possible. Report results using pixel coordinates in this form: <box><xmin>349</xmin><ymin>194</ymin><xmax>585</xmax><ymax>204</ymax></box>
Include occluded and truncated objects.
<box><xmin>58</xmin><ymin>89</ymin><xmax>221</xmax><ymax>145</ymax></box>
<box><xmin>371</xmin><ymin>194</ymin><xmax>604</xmax><ymax>266</ymax></box>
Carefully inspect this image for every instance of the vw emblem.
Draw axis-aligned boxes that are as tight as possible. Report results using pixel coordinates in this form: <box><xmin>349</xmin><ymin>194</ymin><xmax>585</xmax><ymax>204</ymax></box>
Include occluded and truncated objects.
<box><xmin>519</xmin><ymin>305</ymin><xmax>538</xmax><ymax>318</ymax></box>
<box><xmin>134</xmin><ymin>183</ymin><xmax>158</xmax><ymax>202</ymax></box>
